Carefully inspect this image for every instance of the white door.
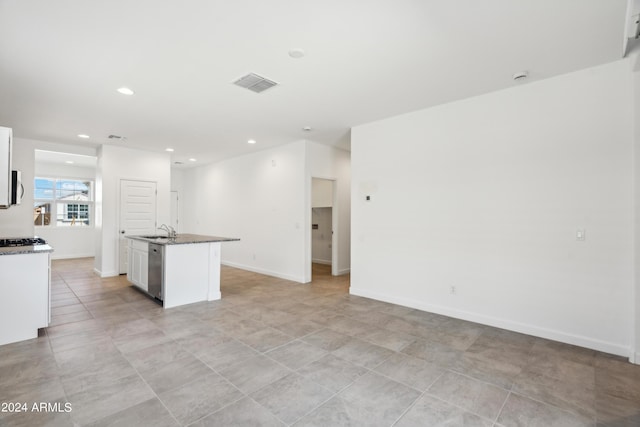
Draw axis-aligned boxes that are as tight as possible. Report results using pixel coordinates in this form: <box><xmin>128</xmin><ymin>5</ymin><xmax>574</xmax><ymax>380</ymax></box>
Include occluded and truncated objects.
<box><xmin>170</xmin><ymin>191</ymin><xmax>179</xmax><ymax>232</ymax></box>
<box><xmin>119</xmin><ymin>180</ymin><xmax>157</xmax><ymax>274</ymax></box>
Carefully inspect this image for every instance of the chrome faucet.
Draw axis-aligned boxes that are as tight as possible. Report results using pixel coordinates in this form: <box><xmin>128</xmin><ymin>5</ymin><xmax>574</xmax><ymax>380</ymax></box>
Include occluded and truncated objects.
<box><xmin>159</xmin><ymin>224</ymin><xmax>177</xmax><ymax>238</ymax></box>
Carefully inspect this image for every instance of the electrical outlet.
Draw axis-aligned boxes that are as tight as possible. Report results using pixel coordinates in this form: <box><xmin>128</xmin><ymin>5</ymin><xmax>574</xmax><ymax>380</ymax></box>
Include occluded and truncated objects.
<box><xmin>450</xmin><ymin>285</ymin><xmax>456</xmax><ymax>295</ymax></box>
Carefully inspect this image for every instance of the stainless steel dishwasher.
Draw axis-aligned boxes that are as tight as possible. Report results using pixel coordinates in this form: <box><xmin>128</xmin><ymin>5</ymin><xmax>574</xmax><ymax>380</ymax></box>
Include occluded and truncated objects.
<box><xmin>148</xmin><ymin>243</ymin><xmax>164</xmax><ymax>302</ymax></box>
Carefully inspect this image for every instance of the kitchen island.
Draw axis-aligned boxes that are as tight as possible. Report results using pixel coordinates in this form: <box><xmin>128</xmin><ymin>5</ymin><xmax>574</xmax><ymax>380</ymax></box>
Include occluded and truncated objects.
<box><xmin>126</xmin><ymin>233</ymin><xmax>239</xmax><ymax>309</ymax></box>
<box><xmin>0</xmin><ymin>242</ymin><xmax>53</xmax><ymax>345</ymax></box>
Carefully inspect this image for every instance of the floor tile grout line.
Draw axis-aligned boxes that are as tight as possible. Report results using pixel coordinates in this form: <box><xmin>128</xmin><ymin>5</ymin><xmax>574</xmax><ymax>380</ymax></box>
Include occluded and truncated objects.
<box><xmin>506</xmin><ymin>389</ymin><xmax>597</xmax><ymax>423</ymax></box>
<box><xmin>389</xmin><ymin>388</ymin><xmax>427</xmax><ymax>427</ymax></box>
<box><xmin>281</xmin><ymin>386</ymin><xmax>340</xmax><ymax>427</ymax></box>
<box><xmin>492</xmin><ymin>390</ymin><xmax>511</xmax><ymax>425</ymax></box>
<box><xmin>125</xmin><ymin>361</ymin><xmax>182</xmax><ymax>427</ymax></box>
<box><xmin>419</xmin><ymin>391</ymin><xmax>497</xmax><ymax>425</ymax></box>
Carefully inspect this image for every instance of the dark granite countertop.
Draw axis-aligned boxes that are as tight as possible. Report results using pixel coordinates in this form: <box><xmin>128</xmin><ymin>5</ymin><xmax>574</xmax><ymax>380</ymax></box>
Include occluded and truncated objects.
<box><xmin>0</xmin><ymin>244</ymin><xmax>54</xmax><ymax>256</ymax></box>
<box><xmin>126</xmin><ymin>233</ymin><xmax>240</xmax><ymax>245</ymax></box>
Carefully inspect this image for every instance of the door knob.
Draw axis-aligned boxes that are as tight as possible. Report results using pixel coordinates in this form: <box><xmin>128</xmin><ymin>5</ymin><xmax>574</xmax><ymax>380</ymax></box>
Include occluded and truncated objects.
<box><xmin>121</xmin><ymin>230</ymin><xmax>125</xmax><ymax>234</ymax></box>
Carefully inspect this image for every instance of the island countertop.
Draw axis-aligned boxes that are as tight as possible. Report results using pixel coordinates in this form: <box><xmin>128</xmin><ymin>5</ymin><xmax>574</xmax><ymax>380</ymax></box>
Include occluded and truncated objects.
<box><xmin>0</xmin><ymin>244</ymin><xmax>54</xmax><ymax>256</ymax></box>
<box><xmin>126</xmin><ymin>233</ymin><xmax>240</xmax><ymax>245</ymax></box>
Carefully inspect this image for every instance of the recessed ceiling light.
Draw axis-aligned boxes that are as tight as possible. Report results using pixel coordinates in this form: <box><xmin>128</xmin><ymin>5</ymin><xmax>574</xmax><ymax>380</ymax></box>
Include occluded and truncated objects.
<box><xmin>188</xmin><ymin>158</ymin><xmax>197</xmax><ymax>162</ymax></box>
<box><xmin>165</xmin><ymin>148</ymin><xmax>174</xmax><ymax>152</ymax></box>
<box><xmin>288</xmin><ymin>48</ymin><xmax>305</xmax><ymax>59</ymax></box>
<box><xmin>117</xmin><ymin>87</ymin><xmax>135</xmax><ymax>95</ymax></box>
<box><xmin>302</xmin><ymin>126</ymin><xmax>312</xmax><ymax>132</ymax></box>
<box><xmin>248</xmin><ymin>139</ymin><xmax>256</xmax><ymax>144</ymax></box>
<box><xmin>77</xmin><ymin>134</ymin><xmax>90</xmax><ymax>139</ymax></box>
<box><xmin>65</xmin><ymin>160</ymin><xmax>74</xmax><ymax>164</ymax></box>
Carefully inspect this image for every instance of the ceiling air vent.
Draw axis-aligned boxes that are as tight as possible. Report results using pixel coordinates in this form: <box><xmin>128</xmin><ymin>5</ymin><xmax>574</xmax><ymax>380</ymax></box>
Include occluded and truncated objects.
<box><xmin>233</xmin><ymin>73</ymin><xmax>278</xmax><ymax>93</ymax></box>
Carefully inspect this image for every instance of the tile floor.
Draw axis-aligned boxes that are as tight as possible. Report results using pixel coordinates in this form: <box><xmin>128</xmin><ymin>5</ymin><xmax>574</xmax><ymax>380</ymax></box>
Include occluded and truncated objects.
<box><xmin>0</xmin><ymin>258</ymin><xmax>639</xmax><ymax>426</ymax></box>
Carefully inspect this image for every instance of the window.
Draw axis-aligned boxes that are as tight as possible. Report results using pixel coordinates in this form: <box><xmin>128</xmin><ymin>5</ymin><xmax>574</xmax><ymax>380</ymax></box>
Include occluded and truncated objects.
<box><xmin>34</xmin><ymin>178</ymin><xmax>93</xmax><ymax>227</ymax></box>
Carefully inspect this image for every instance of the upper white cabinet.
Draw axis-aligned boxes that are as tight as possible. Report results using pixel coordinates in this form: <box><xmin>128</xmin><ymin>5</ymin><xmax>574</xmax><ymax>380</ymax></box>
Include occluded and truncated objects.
<box><xmin>0</xmin><ymin>126</ymin><xmax>12</xmax><ymax>209</ymax></box>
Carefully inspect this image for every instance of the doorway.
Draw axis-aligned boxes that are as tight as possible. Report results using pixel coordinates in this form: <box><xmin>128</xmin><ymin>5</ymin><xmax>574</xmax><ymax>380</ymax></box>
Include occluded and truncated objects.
<box><xmin>311</xmin><ymin>178</ymin><xmax>337</xmax><ymax>278</ymax></box>
<box><xmin>118</xmin><ymin>179</ymin><xmax>158</xmax><ymax>274</ymax></box>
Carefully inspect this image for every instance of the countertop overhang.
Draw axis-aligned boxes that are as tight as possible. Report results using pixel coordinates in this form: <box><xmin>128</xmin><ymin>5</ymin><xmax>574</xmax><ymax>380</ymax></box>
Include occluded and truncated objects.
<box><xmin>0</xmin><ymin>245</ymin><xmax>54</xmax><ymax>256</ymax></box>
<box><xmin>126</xmin><ymin>233</ymin><xmax>240</xmax><ymax>245</ymax></box>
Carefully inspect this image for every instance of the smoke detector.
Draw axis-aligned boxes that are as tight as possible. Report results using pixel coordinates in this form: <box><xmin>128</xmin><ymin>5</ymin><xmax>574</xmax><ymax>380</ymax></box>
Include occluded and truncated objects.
<box><xmin>233</xmin><ymin>73</ymin><xmax>278</xmax><ymax>93</ymax></box>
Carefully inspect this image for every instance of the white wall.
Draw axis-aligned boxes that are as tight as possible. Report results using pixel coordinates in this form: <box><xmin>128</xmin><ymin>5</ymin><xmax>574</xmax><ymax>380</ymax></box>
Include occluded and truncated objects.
<box><xmin>306</xmin><ymin>141</ymin><xmax>351</xmax><ymax>278</ymax></box>
<box><xmin>312</xmin><ymin>178</ymin><xmax>333</xmax><ymax>207</ymax></box>
<box><xmin>35</xmin><ymin>160</ymin><xmax>96</xmax><ymax>259</ymax></box>
<box><xmin>351</xmin><ymin>59</ymin><xmax>634</xmax><ymax>357</ymax></box>
<box><xmin>94</xmin><ymin>145</ymin><xmax>171</xmax><ymax>277</ymax></box>
<box><xmin>181</xmin><ymin>140</ymin><xmax>351</xmax><ymax>283</ymax></box>
<box><xmin>170</xmin><ymin>168</ymin><xmax>185</xmax><ymax>233</ymax></box>
<box><xmin>182</xmin><ymin>141</ymin><xmax>307</xmax><ymax>282</ymax></box>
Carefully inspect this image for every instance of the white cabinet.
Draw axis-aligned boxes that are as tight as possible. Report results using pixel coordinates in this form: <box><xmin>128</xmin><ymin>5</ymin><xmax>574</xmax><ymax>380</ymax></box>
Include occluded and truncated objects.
<box><xmin>127</xmin><ymin>239</ymin><xmax>148</xmax><ymax>291</ymax></box>
<box><xmin>125</xmin><ymin>235</ymin><xmax>234</xmax><ymax>309</ymax></box>
<box><xmin>0</xmin><ymin>252</ymin><xmax>50</xmax><ymax>345</ymax></box>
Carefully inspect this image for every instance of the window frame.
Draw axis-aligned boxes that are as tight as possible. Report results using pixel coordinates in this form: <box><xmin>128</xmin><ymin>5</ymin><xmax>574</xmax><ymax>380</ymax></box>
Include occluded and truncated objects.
<box><xmin>34</xmin><ymin>176</ymin><xmax>95</xmax><ymax>228</ymax></box>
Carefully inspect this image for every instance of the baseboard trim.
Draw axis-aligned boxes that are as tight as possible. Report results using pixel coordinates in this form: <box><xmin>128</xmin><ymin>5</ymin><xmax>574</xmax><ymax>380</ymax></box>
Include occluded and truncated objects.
<box><xmin>349</xmin><ymin>286</ymin><xmax>629</xmax><ymax>358</ymax></box>
<box><xmin>93</xmin><ymin>267</ymin><xmax>119</xmax><ymax>278</ymax></box>
<box><xmin>221</xmin><ymin>260</ymin><xmax>305</xmax><ymax>283</ymax></box>
<box><xmin>51</xmin><ymin>253</ymin><xmax>95</xmax><ymax>260</ymax></box>
<box><xmin>312</xmin><ymin>259</ymin><xmax>332</xmax><ymax>265</ymax></box>
<box><xmin>337</xmin><ymin>267</ymin><xmax>350</xmax><ymax>275</ymax></box>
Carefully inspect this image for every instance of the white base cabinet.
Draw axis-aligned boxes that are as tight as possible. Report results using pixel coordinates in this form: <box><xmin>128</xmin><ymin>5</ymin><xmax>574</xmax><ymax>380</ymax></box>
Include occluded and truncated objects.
<box><xmin>126</xmin><ymin>237</ymin><xmax>224</xmax><ymax>309</ymax></box>
<box><xmin>127</xmin><ymin>239</ymin><xmax>149</xmax><ymax>292</ymax></box>
<box><xmin>0</xmin><ymin>252</ymin><xmax>50</xmax><ymax>346</ymax></box>
<box><xmin>163</xmin><ymin>242</ymin><xmax>222</xmax><ymax>308</ymax></box>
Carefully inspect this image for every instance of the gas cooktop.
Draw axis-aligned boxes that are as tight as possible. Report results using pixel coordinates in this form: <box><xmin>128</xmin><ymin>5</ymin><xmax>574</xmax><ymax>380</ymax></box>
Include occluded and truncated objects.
<box><xmin>0</xmin><ymin>237</ymin><xmax>47</xmax><ymax>247</ymax></box>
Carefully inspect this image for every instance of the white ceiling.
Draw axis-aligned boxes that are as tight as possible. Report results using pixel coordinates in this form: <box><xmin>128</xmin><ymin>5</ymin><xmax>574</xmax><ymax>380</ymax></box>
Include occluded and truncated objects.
<box><xmin>0</xmin><ymin>0</ymin><xmax>629</xmax><ymax>167</ymax></box>
<box><xmin>35</xmin><ymin>150</ymin><xmax>97</xmax><ymax>169</ymax></box>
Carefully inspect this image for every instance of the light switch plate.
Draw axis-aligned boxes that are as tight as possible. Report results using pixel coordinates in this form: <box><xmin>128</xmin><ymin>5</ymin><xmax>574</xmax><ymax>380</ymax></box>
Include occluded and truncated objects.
<box><xmin>576</xmin><ymin>229</ymin><xmax>586</xmax><ymax>241</ymax></box>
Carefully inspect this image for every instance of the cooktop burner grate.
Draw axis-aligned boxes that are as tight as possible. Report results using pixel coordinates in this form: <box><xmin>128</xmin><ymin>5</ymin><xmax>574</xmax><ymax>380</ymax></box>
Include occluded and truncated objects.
<box><xmin>0</xmin><ymin>237</ymin><xmax>47</xmax><ymax>247</ymax></box>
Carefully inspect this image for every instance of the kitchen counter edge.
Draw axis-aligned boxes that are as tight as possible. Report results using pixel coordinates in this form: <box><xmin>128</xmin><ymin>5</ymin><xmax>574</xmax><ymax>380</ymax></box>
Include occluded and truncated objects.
<box><xmin>126</xmin><ymin>234</ymin><xmax>240</xmax><ymax>245</ymax></box>
<box><xmin>0</xmin><ymin>245</ymin><xmax>54</xmax><ymax>256</ymax></box>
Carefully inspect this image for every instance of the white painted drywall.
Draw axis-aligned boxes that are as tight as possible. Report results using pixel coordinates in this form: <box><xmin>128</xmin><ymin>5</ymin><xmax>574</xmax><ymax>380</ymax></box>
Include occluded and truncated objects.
<box><xmin>306</xmin><ymin>142</ymin><xmax>351</xmax><ymax>278</ymax></box>
<box><xmin>351</xmin><ymin>59</ymin><xmax>634</xmax><ymax>357</ymax></box>
<box><xmin>182</xmin><ymin>141</ymin><xmax>307</xmax><ymax>282</ymax></box>
<box><xmin>312</xmin><ymin>178</ymin><xmax>333</xmax><ymax>207</ymax></box>
<box><xmin>170</xmin><ymin>168</ymin><xmax>185</xmax><ymax>233</ymax></box>
<box><xmin>94</xmin><ymin>145</ymin><xmax>171</xmax><ymax>277</ymax></box>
